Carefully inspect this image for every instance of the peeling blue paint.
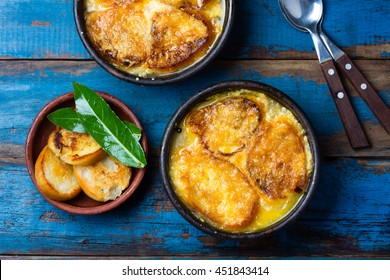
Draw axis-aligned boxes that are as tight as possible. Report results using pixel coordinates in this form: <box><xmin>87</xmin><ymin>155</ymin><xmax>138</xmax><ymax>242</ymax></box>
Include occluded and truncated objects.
<box><xmin>0</xmin><ymin>1</ymin><xmax>389</xmax><ymax>59</ymax></box>
<box><xmin>1</xmin><ymin>0</ymin><xmax>389</xmax><ymax>258</ymax></box>
<box><xmin>381</xmin><ymin>51</ymin><xmax>390</xmax><ymax>58</ymax></box>
<box><xmin>0</xmin><ymin>158</ymin><xmax>389</xmax><ymax>256</ymax></box>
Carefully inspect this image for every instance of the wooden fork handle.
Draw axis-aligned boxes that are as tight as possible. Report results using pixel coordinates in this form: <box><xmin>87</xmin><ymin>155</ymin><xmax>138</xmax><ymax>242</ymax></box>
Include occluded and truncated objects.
<box><xmin>336</xmin><ymin>54</ymin><xmax>390</xmax><ymax>134</ymax></box>
<box><xmin>320</xmin><ymin>59</ymin><xmax>370</xmax><ymax>148</ymax></box>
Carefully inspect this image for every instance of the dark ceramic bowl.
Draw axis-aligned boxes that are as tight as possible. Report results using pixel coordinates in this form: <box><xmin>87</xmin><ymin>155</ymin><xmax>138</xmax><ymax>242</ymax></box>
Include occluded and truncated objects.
<box><xmin>160</xmin><ymin>80</ymin><xmax>320</xmax><ymax>239</ymax></box>
<box><xmin>74</xmin><ymin>0</ymin><xmax>234</xmax><ymax>85</ymax></box>
<box><xmin>25</xmin><ymin>92</ymin><xmax>148</xmax><ymax>215</ymax></box>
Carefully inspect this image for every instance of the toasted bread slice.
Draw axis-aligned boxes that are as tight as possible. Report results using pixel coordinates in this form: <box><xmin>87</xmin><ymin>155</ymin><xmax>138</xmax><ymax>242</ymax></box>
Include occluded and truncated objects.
<box><xmin>47</xmin><ymin>127</ymin><xmax>105</xmax><ymax>166</ymax></box>
<box><xmin>188</xmin><ymin>97</ymin><xmax>262</xmax><ymax>156</ymax></box>
<box><xmin>35</xmin><ymin>146</ymin><xmax>81</xmax><ymax>201</ymax></box>
<box><xmin>85</xmin><ymin>3</ymin><xmax>149</xmax><ymax>68</ymax></box>
<box><xmin>170</xmin><ymin>146</ymin><xmax>259</xmax><ymax>231</ymax></box>
<box><xmin>147</xmin><ymin>7</ymin><xmax>209</xmax><ymax>68</ymax></box>
<box><xmin>247</xmin><ymin>119</ymin><xmax>308</xmax><ymax>199</ymax></box>
<box><xmin>73</xmin><ymin>156</ymin><xmax>132</xmax><ymax>202</ymax></box>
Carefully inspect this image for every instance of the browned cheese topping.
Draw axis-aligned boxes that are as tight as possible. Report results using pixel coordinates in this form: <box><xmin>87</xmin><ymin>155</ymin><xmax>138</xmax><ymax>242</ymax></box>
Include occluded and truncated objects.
<box><xmin>247</xmin><ymin>118</ymin><xmax>307</xmax><ymax>199</ymax></box>
<box><xmin>148</xmin><ymin>8</ymin><xmax>208</xmax><ymax>68</ymax></box>
<box><xmin>173</xmin><ymin>147</ymin><xmax>259</xmax><ymax>231</ymax></box>
<box><xmin>85</xmin><ymin>0</ymin><xmax>224</xmax><ymax>77</ymax></box>
<box><xmin>189</xmin><ymin>98</ymin><xmax>262</xmax><ymax>155</ymax></box>
<box><xmin>169</xmin><ymin>91</ymin><xmax>313</xmax><ymax>233</ymax></box>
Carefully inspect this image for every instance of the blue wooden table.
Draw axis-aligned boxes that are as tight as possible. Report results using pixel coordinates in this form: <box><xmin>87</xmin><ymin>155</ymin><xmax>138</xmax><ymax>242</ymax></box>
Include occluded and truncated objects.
<box><xmin>0</xmin><ymin>0</ymin><xmax>389</xmax><ymax>258</ymax></box>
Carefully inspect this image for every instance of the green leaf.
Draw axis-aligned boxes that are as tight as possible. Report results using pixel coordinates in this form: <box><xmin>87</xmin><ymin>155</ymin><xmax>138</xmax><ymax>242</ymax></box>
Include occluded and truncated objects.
<box><xmin>47</xmin><ymin>107</ymin><xmax>142</xmax><ymax>140</ymax></box>
<box><xmin>73</xmin><ymin>82</ymin><xmax>147</xmax><ymax>168</ymax></box>
<box><xmin>124</xmin><ymin>122</ymin><xmax>142</xmax><ymax>141</ymax></box>
<box><xmin>47</xmin><ymin>108</ymin><xmax>87</xmax><ymax>133</ymax></box>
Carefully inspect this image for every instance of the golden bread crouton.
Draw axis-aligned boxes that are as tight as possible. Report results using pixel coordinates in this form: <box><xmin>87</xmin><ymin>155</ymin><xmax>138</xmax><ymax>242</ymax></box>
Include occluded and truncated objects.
<box><xmin>85</xmin><ymin>4</ymin><xmax>149</xmax><ymax>68</ymax></box>
<box><xmin>147</xmin><ymin>8</ymin><xmax>209</xmax><ymax>68</ymax></box>
<box><xmin>247</xmin><ymin>119</ymin><xmax>308</xmax><ymax>199</ymax></box>
<box><xmin>35</xmin><ymin>146</ymin><xmax>81</xmax><ymax>201</ymax></box>
<box><xmin>47</xmin><ymin>127</ymin><xmax>105</xmax><ymax>166</ymax></box>
<box><xmin>188</xmin><ymin>98</ymin><xmax>262</xmax><ymax>155</ymax></box>
<box><xmin>73</xmin><ymin>156</ymin><xmax>132</xmax><ymax>202</ymax></box>
<box><xmin>171</xmin><ymin>147</ymin><xmax>259</xmax><ymax>230</ymax></box>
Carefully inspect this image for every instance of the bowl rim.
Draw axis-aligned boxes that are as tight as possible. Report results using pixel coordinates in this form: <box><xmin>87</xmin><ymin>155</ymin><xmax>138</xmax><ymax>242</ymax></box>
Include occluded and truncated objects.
<box><xmin>160</xmin><ymin>80</ymin><xmax>320</xmax><ymax>239</ymax></box>
<box><xmin>73</xmin><ymin>0</ymin><xmax>235</xmax><ymax>86</ymax></box>
<box><xmin>25</xmin><ymin>91</ymin><xmax>148</xmax><ymax>215</ymax></box>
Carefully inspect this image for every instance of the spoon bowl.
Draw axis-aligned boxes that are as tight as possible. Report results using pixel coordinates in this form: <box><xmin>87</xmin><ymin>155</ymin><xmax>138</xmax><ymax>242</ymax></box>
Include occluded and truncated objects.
<box><xmin>278</xmin><ymin>0</ymin><xmax>371</xmax><ymax>148</ymax></box>
<box><xmin>279</xmin><ymin>0</ymin><xmax>323</xmax><ymax>32</ymax></box>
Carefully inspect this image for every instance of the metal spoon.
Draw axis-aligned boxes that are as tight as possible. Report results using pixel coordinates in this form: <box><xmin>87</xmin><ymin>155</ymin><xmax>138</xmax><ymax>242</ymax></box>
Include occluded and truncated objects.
<box><xmin>278</xmin><ymin>0</ymin><xmax>370</xmax><ymax>148</ymax></box>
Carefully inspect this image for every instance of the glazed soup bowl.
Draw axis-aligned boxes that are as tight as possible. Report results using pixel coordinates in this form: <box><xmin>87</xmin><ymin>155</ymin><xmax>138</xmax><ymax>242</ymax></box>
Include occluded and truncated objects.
<box><xmin>74</xmin><ymin>0</ymin><xmax>234</xmax><ymax>85</ymax></box>
<box><xmin>160</xmin><ymin>80</ymin><xmax>320</xmax><ymax>239</ymax></box>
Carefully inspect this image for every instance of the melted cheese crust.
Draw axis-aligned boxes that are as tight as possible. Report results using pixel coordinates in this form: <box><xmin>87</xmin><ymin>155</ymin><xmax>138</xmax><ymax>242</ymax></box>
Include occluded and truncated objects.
<box><xmin>169</xmin><ymin>90</ymin><xmax>314</xmax><ymax>233</ymax></box>
<box><xmin>85</xmin><ymin>0</ymin><xmax>224</xmax><ymax>78</ymax></box>
<box><xmin>172</xmin><ymin>145</ymin><xmax>259</xmax><ymax>231</ymax></box>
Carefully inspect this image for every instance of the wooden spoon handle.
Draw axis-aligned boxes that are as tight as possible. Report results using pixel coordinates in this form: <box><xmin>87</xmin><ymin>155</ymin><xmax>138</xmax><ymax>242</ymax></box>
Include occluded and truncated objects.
<box><xmin>320</xmin><ymin>59</ymin><xmax>369</xmax><ymax>148</ymax></box>
<box><xmin>335</xmin><ymin>54</ymin><xmax>390</xmax><ymax>134</ymax></box>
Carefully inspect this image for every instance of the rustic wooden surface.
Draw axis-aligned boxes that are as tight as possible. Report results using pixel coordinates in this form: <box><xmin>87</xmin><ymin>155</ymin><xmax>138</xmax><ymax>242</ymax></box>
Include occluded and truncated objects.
<box><xmin>0</xmin><ymin>0</ymin><xmax>389</xmax><ymax>258</ymax></box>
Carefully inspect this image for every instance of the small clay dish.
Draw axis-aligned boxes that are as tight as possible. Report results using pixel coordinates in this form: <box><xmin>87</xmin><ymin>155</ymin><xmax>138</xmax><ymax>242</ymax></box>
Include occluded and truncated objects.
<box><xmin>74</xmin><ymin>0</ymin><xmax>234</xmax><ymax>85</ymax></box>
<box><xmin>25</xmin><ymin>92</ymin><xmax>148</xmax><ymax>215</ymax></box>
<box><xmin>160</xmin><ymin>80</ymin><xmax>320</xmax><ymax>239</ymax></box>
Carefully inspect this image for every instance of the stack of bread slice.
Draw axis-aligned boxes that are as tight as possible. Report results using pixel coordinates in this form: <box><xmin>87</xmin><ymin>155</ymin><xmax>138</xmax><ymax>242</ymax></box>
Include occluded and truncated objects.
<box><xmin>35</xmin><ymin>127</ymin><xmax>132</xmax><ymax>202</ymax></box>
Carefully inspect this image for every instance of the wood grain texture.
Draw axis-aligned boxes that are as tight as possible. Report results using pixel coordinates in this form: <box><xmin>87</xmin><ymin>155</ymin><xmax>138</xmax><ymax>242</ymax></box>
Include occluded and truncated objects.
<box><xmin>0</xmin><ymin>157</ymin><xmax>389</xmax><ymax>257</ymax></box>
<box><xmin>1</xmin><ymin>60</ymin><xmax>389</xmax><ymax>157</ymax></box>
<box><xmin>336</xmin><ymin>54</ymin><xmax>390</xmax><ymax>134</ymax></box>
<box><xmin>1</xmin><ymin>0</ymin><xmax>389</xmax><ymax>259</ymax></box>
<box><xmin>0</xmin><ymin>59</ymin><xmax>389</xmax><ymax>257</ymax></box>
<box><xmin>320</xmin><ymin>59</ymin><xmax>369</xmax><ymax>148</ymax></box>
<box><xmin>0</xmin><ymin>0</ymin><xmax>389</xmax><ymax>59</ymax></box>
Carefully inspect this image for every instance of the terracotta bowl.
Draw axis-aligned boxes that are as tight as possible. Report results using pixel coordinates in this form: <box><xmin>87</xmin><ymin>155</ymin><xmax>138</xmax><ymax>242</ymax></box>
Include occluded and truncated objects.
<box><xmin>25</xmin><ymin>92</ymin><xmax>148</xmax><ymax>215</ymax></box>
<box><xmin>73</xmin><ymin>0</ymin><xmax>234</xmax><ymax>85</ymax></box>
<box><xmin>160</xmin><ymin>80</ymin><xmax>320</xmax><ymax>239</ymax></box>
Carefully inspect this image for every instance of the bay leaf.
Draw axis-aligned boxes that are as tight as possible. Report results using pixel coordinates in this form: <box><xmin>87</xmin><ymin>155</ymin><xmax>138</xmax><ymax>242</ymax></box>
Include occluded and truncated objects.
<box><xmin>124</xmin><ymin>122</ymin><xmax>142</xmax><ymax>140</ymax></box>
<box><xmin>48</xmin><ymin>109</ymin><xmax>142</xmax><ymax>140</ymax></box>
<box><xmin>73</xmin><ymin>82</ymin><xmax>147</xmax><ymax>168</ymax></box>
<box><xmin>47</xmin><ymin>108</ymin><xmax>86</xmax><ymax>133</ymax></box>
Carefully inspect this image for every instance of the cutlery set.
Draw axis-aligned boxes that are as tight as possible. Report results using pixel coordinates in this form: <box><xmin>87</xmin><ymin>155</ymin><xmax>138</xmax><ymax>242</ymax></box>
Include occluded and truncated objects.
<box><xmin>279</xmin><ymin>0</ymin><xmax>390</xmax><ymax>148</ymax></box>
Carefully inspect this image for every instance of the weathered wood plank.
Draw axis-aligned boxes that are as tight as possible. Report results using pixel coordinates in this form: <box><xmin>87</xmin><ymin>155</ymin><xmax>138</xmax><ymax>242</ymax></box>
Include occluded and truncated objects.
<box><xmin>1</xmin><ymin>60</ymin><xmax>389</xmax><ymax>157</ymax></box>
<box><xmin>1</xmin><ymin>0</ymin><xmax>389</xmax><ymax>260</ymax></box>
<box><xmin>0</xmin><ymin>0</ymin><xmax>389</xmax><ymax>59</ymax></box>
<box><xmin>224</xmin><ymin>0</ymin><xmax>390</xmax><ymax>60</ymax></box>
<box><xmin>1</xmin><ymin>58</ymin><xmax>389</xmax><ymax>257</ymax></box>
<box><xmin>0</xmin><ymin>158</ymin><xmax>388</xmax><ymax>257</ymax></box>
